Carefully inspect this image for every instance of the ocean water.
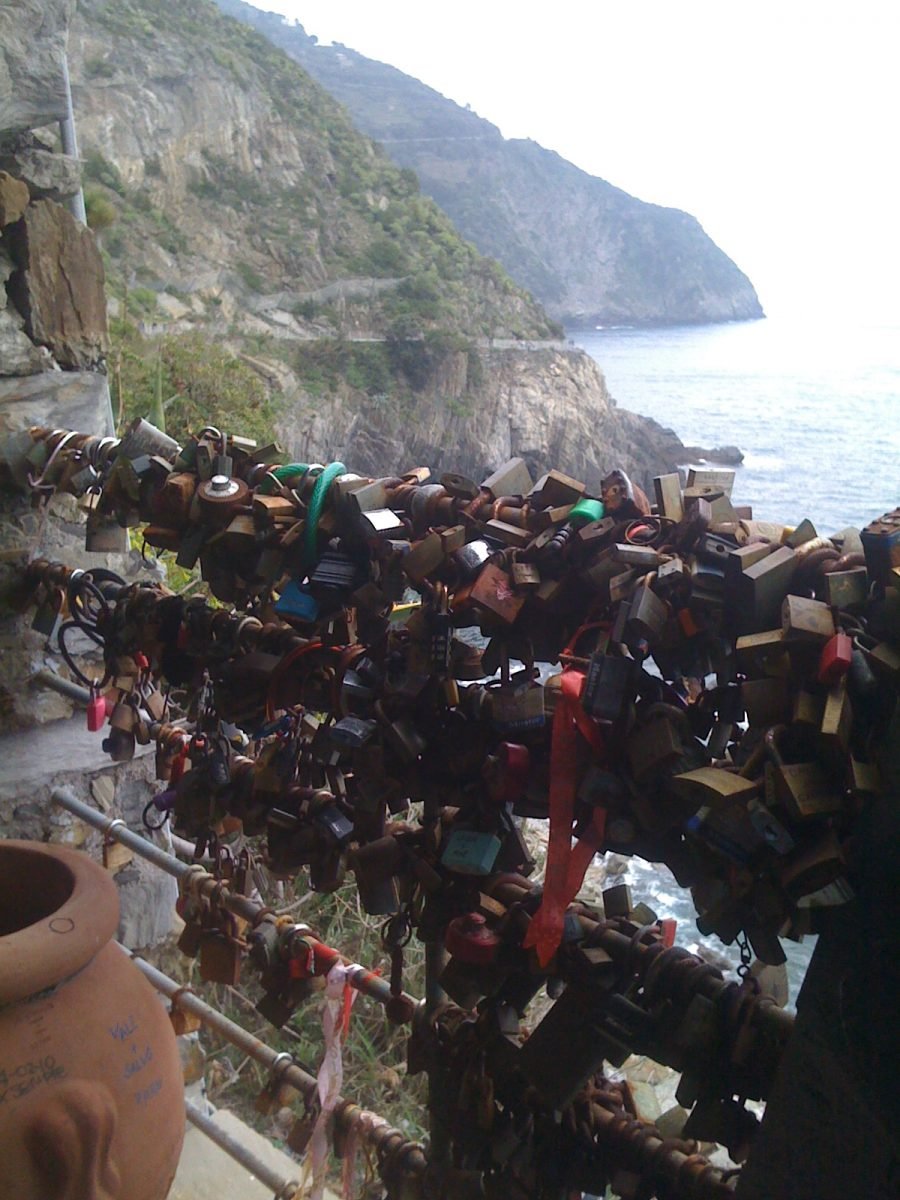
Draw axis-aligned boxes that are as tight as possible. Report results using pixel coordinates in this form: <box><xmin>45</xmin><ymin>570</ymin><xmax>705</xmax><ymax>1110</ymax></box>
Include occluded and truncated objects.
<box><xmin>570</xmin><ymin>316</ymin><xmax>900</xmax><ymax>534</ymax></box>
<box><xmin>564</xmin><ymin>316</ymin><xmax>900</xmax><ymax>1004</ymax></box>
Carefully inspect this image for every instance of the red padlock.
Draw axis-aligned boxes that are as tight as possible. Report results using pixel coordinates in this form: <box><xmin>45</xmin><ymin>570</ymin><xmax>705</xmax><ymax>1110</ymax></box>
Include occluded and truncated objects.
<box><xmin>817</xmin><ymin>631</ymin><xmax>853</xmax><ymax>685</ymax></box>
<box><xmin>658</xmin><ymin>917</ymin><xmax>677</xmax><ymax>948</ymax></box>
<box><xmin>86</xmin><ymin>684</ymin><xmax>107</xmax><ymax>732</ymax></box>
<box><xmin>488</xmin><ymin>742</ymin><xmax>531</xmax><ymax>806</ymax></box>
<box><xmin>444</xmin><ymin>913</ymin><xmax>500</xmax><ymax>966</ymax></box>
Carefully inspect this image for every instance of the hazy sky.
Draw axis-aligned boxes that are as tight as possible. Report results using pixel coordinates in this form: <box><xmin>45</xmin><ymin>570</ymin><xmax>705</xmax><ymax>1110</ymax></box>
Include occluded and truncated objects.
<box><xmin>256</xmin><ymin>2</ymin><xmax>898</xmax><ymax>321</ymax></box>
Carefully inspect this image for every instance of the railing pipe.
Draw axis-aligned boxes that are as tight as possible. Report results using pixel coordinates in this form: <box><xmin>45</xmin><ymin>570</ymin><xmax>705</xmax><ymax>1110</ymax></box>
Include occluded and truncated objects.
<box><xmin>118</xmin><ymin>946</ymin><xmax>428</xmax><ymax>1190</ymax></box>
<box><xmin>51</xmin><ymin>787</ymin><xmax>417</xmax><ymax>1016</ymax></box>
<box><xmin>185</xmin><ymin>1101</ymin><xmax>300</xmax><ymax>1199</ymax></box>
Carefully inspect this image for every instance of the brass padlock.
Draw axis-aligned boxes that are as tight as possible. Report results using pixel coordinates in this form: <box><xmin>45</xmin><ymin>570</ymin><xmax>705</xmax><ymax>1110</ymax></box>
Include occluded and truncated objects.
<box><xmin>198</xmin><ymin>923</ymin><xmax>243</xmax><ymax>985</ymax></box>
<box><xmin>765</xmin><ymin>726</ymin><xmax>843</xmax><ymax>821</ymax></box>
<box><xmin>782</xmin><ymin>594</ymin><xmax>835</xmax><ymax>640</ymax></box>
<box><xmin>490</xmin><ymin>681</ymin><xmax>545</xmax><ymax>735</ymax></box>
<box><xmin>469</xmin><ymin>561</ymin><xmax>525</xmax><ymax>624</ymax></box>
<box><xmin>109</xmin><ymin>696</ymin><xmax>138</xmax><ymax>733</ymax></box>
<box><xmin>85</xmin><ymin>509</ymin><xmax>126</xmax><ymax>553</ymax></box>
<box><xmin>481</xmin><ymin>457</ymin><xmax>533</xmax><ymax>500</ymax></box>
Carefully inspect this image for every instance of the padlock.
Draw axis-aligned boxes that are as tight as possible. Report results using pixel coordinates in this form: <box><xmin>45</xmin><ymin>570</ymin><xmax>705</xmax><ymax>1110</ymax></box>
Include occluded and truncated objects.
<box><xmin>625</xmin><ymin>582</ymin><xmax>668</xmax><ymax>648</ymax></box>
<box><xmin>741</xmin><ymin>677</ymin><xmax>790</xmax><ymax>728</ymax></box>
<box><xmin>820</xmin><ymin>678</ymin><xmax>852</xmax><ymax>751</ymax></box>
<box><xmin>469</xmin><ymin>561</ymin><xmax>525</xmax><ymax>624</ymax></box>
<box><xmin>860</xmin><ymin>507</ymin><xmax>900</xmax><ymax>585</ymax></box>
<box><xmin>670</xmin><ymin>767</ymin><xmax>758</xmax><ymax>808</ymax></box>
<box><xmin>817</xmin><ymin>631</ymin><xmax>853</xmax><ymax>684</ymax></box>
<box><xmin>86</xmin><ymin>683</ymin><xmax>107</xmax><ymax>732</ymax></box>
<box><xmin>176</xmin><ymin>895</ymin><xmax>205</xmax><ymax>958</ymax></box>
<box><xmin>825</xmin><ymin>567</ymin><xmax>869</xmax><ymax>610</ymax></box>
<box><xmin>686</xmin><ymin>466</ymin><xmax>736</xmax><ymax>497</ymax></box>
<box><xmin>782</xmin><ymin>594</ymin><xmax>835</xmax><ymax>640</ymax></box>
<box><xmin>518</xmin><ymin>983</ymin><xmax>629</xmax><ymax>1110</ymax></box>
<box><xmin>654</xmin><ymin>473</ymin><xmax>684</xmax><ymax>522</ymax></box>
<box><xmin>444</xmin><ymin>912</ymin><xmax>500</xmax><ymax>965</ymax></box>
<box><xmin>625</xmin><ymin>713</ymin><xmax>683</xmax><ymax>780</ymax></box>
<box><xmin>199</xmin><ymin>918</ymin><xmax>243</xmax><ymax>985</ymax></box>
<box><xmin>109</xmin><ymin>696</ymin><xmax>138</xmax><ymax>733</ymax></box>
<box><xmin>490</xmin><ymin>682</ymin><xmax>545</xmax><ymax>734</ymax></box>
<box><xmin>255</xmin><ymin>1057</ymin><xmax>298</xmax><ymax>1115</ymax></box>
<box><xmin>31</xmin><ymin>585</ymin><xmax>64</xmax><ymax>637</ymax></box>
<box><xmin>481</xmin><ymin>457</ymin><xmax>533</xmax><ymax>500</ymax></box>
<box><xmin>581</xmin><ymin>653</ymin><xmax>637</xmax><ymax>723</ymax></box>
<box><xmin>350</xmin><ymin>838</ymin><xmax>402</xmax><ymax>915</ymax></box>
<box><xmin>175</xmin><ymin>521</ymin><xmax>207</xmax><ymax>569</ymax></box>
<box><xmin>733</xmin><ymin>546</ymin><xmax>797</xmax><ymax>630</ymax></box>
<box><xmin>141</xmin><ymin>680</ymin><xmax>167</xmax><ymax>722</ymax></box>
<box><xmin>765</xmin><ymin>727</ymin><xmax>843</xmax><ymax>821</ymax></box>
<box><xmin>287</xmin><ymin>1104</ymin><xmax>318</xmax><ymax>1155</ymax></box>
<box><xmin>119</xmin><ymin>416</ymin><xmax>180</xmax><ymax>463</ymax></box>
<box><xmin>441</xmin><ymin>828</ymin><xmax>502</xmax><ymax>876</ymax></box>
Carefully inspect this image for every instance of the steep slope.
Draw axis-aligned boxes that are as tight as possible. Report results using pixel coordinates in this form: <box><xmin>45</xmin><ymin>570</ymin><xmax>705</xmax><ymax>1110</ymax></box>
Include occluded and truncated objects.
<box><xmin>67</xmin><ymin>0</ymin><xmax>690</xmax><ymax>491</ymax></box>
<box><xmin>216</xmin><ymin>0</ymin><xmax>763</xmax><ymax>327</ymax></box>
<box><xmin>69</xmin><ymin>0</ymin><xmax>555</xmax><ymax>343</ymax></box>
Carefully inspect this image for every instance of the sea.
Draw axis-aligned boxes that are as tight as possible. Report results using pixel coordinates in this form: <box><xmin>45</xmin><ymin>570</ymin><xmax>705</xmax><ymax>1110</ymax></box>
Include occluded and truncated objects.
<box><xmin>563</xmin><ymin>314</ymin><xmax>900</xmax><ymax>1007</ymax></box>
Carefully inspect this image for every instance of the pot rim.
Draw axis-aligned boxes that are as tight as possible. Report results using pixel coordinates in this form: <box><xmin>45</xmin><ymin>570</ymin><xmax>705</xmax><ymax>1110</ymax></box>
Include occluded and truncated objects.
<box><xmin>0</xmin><ymin>840</ymin><xmax>119</xmax><ymax>1006</ymax></box>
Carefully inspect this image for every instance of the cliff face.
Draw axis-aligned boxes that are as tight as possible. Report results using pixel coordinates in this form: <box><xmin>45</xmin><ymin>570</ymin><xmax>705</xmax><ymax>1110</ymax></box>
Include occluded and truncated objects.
<box><xmin>276</xmin><ymin>343</ymin><xmax>684</xmax><ymax>494</ymax></box>
<box><xmin>68</xmin><ymin>0</ymin><xmax>554</xmax><ymax>342</ymax></box>
<box><xmin>215</xmin><ymin>0</ymin><xmax>764</xmax><ymax>328</ymax></box>
<box><xmin>66</xmin><ymin>0</ymin><xmax>688</xmax><ymax>489</ymax></box>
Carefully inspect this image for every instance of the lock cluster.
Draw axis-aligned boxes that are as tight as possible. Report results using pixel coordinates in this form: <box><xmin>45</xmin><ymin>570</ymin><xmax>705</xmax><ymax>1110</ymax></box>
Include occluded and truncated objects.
<box><xmin>4</xmin><ymin>419</ymin><xmax>899</xmax><ymax>1197</ymax></box>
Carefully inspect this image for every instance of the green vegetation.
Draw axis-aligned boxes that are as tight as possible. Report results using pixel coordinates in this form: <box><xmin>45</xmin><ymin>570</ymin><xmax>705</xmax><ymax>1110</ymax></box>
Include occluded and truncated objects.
<box><xmin>109</xmin><ymin>313</ymin><xmax>277</xmax><ymax>445</ymax></box>
<box><xmin>77</xmin><ymin>0</ymin><xmax>552</xmax><ymax>342</ymax></box>
<box><xmin>83</xmin><ymin>188</ymin><xmax>118</xmax><ymax>235</ymax></box>
<box><xmin>178</xmin><ymin>877</ymin><xmax>429</xmax><ymax>1165</ymax></box>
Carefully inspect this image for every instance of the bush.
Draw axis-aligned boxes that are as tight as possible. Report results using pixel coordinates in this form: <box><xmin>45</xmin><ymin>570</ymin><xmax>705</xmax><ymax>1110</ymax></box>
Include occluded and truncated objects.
<box><xmin>84</xmin><ymin>189</ymin><xmax>117</xmax><ymax>234</ymax></box>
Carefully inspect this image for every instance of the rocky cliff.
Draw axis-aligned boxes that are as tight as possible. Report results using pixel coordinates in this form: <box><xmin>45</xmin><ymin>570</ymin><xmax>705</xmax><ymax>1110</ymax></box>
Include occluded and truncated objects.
<box><xmin>276</xmin><ymin>343</ymin><xmax>683</xmax><ymax>494</ymax></box>
<box><xmin>215</xmin><ymin>0</ymin><xmax>764</xmax><ymax>328</ymax></box>
<box><xmin>65</xmin><ymin>0</ymin><xmax>689</xmax><ymax>490</ymax></box>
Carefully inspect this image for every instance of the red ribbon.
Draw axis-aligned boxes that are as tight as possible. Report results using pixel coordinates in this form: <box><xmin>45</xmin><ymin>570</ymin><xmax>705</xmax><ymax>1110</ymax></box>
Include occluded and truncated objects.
<box><xmin>523</xmin><ymin>669</ymin><xmax>606</xmax><ymax>967</ymax></box>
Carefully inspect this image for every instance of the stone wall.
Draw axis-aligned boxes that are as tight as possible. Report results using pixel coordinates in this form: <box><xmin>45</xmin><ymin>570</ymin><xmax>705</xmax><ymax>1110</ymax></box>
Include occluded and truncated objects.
<box><xmin>0</xmin><ymin>0</ymin><xmax>175</xmax><ymax>949</ymax></box>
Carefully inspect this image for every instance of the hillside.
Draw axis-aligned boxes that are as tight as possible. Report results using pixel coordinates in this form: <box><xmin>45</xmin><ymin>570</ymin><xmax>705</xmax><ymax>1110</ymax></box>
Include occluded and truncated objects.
<box><xmin>70</xmin><ymin>0</ymin><xmax>556</xmax><ymax>345</ymax></box>
<box><xmin>215</xmin><ymin>0</ymin><xmax>764</xmax><ymax>327</ymax></box>
<box><xmin>67</xmin><ymin>0</ymin><xmax>690</xmax><ymax>490</ymax></box>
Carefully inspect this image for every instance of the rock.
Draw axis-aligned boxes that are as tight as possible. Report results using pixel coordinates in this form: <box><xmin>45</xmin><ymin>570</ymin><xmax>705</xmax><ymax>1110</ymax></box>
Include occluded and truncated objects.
<box><xmin>0</xmin><ymin>170</ymin><xmax>28</xmax><ymax>225</ymax></box>
<box><xmin>90</xmin><ymin>773</ymin><xmax>116</xmax><ymax>812</ymax></box>
<box><xmin>280</xmin><ymin>346</ymin><xmax>689</xmax><ymax>497</ymax></box>
<box><xmin>0</xmin><ymin>367</ymin><xmax>113</xmax><ymax>436</ymax></box>
<box><xmin>5</xmin><ymin>197</ymin><xmax>108</xmax><ymax>368</ymax></box>
<box><xmin>682</xmin><ymin>444</ymin><xmax>745</xmax><ymax>466</ymax></box>
<box><xmin>0</xmin><ymin>305</ymin><xmax>56</xmax><ymax>373</ymax></box>
<box><xmin>0</xmin><ymin>0</ymin><xmax>74</xmax><ymax>136</ymax></box>
<box><xmin>0</xmin><ymin>144</ymin><xmax>81</xmax><ymax>201</ymax></box>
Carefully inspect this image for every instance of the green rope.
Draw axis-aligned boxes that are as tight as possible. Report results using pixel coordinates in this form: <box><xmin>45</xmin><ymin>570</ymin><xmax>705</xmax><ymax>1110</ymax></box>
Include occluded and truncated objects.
<box><xmin>304</xmin><ymin>461</ymin><xmax>346</xmax><ymax>569</ymax></box>
<box><xmin>257</xmin><ymin>463</ymin><xmax>310</xmax><ymax>495</ymax></box>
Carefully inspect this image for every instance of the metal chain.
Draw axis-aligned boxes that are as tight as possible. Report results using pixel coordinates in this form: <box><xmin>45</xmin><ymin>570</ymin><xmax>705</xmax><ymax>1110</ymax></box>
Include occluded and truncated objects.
<box><xmin>736</xmin><ymin>931</ymin><xmax>752</xmax><ymax>980</ymax></box>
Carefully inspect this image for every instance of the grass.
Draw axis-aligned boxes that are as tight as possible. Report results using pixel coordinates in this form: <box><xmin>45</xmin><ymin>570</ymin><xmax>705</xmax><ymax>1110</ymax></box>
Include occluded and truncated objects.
<box><xmin>156</xmin><ymin>871</ymin><xmax>428</xmax><ymax>1188</ymax></box>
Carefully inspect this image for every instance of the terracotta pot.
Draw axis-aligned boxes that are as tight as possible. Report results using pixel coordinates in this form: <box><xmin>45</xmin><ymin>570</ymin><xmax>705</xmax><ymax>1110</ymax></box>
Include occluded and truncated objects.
<box><xmin>0</xmin><ymin>840</ymin><xmax>184</xmax><ymax>1200</ymax></box>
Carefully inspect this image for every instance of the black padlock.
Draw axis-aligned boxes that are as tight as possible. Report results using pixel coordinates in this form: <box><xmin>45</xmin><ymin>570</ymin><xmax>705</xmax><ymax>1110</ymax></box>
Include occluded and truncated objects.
<box><xmin>581</xmin><ymin>653</ymin><xmax>637</xmax><ymax>723</ymax></box>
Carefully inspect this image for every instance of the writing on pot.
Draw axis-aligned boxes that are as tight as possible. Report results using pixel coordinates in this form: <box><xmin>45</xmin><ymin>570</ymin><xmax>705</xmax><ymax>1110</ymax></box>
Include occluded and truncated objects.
<box><xmin>109</xmin><ymin>1015</ymin><xmax>138</xmax><ymax>1041</ymax></box>
<box><xmin>0</xmin><ymin>1056</ymin><xmax>66</xmax><ymax>1106</ymax></box>
<box><xmin>135</xmin><ymin>1076</ymin><xmax>162</xmax><ymax>1106</ymax></box>
<box><xmin>123</xmin><ymin>1045</ymin><xmax>154</xmax><ymax>1080</ymax></box>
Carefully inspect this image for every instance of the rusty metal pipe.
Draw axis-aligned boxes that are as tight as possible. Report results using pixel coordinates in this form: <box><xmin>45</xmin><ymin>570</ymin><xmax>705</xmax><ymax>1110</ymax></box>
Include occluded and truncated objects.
<box><xmin>52</xmin><ymin>787</ymin><xmax>417</xmax><ymax>1017</ymax></box>
<box><xmin>185</xmin><ymin>1100</ymin><xmax>300</xmax><ymax>1198</ymax></box>
<box><xmin>119</xmin><ymin>946</ymin><xmax>428</xmax><ymax>1191</ymax></box>
<box><xmin>487</xmin><ymin>876</ymin><xmax>794</xmax><ymax>1040</ymax></box>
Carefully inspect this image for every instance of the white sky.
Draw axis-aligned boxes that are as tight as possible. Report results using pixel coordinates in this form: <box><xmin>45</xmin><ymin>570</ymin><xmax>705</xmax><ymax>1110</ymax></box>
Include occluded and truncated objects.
<box><xmin>255</xmin><ymin>1</ymin><xmax>900</xmax><ymax>321</ymax></box>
